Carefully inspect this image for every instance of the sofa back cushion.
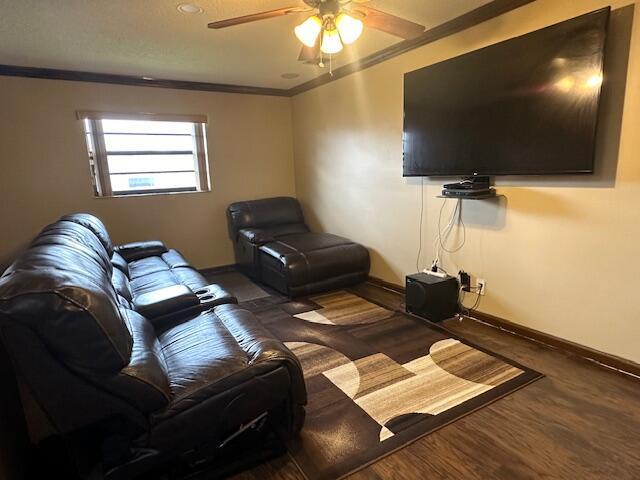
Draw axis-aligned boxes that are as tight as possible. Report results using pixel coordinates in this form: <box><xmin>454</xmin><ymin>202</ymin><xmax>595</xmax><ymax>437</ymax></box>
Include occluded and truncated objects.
<box><xmin>0</xmin><ymin>220</ymin><xmax>132</xmax><ymax>374</ymax></box>
<box><xmin>60</xmin><ymin>213</ymin><xmax>114</xmax><ymax>257</ymax></box>
<box><xmin>227</xmin><ymin>197</ymin><xmax>308</xmax><ymax>239</ymax></box>
<box><xmin>32</xmin><ymin>220</ymin><xmax>114</xmax><ymax>275</ymax></box>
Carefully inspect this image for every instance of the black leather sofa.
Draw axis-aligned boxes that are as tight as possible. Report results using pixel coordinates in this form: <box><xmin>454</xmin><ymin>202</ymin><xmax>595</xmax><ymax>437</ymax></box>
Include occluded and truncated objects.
<box><xmin>0</xmin><ymin>213</ymin><xmax>306</xmax><ymax>479</ymax></box>
<box><xmin>227</xmin><ymin>197</ymin><xmax>370</xmax><ymax>297</ymax></box>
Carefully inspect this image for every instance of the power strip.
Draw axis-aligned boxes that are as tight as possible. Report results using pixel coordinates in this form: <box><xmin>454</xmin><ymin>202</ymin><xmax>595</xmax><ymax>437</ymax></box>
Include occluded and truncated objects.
<box><xmin>422</xmin><ymin>269</ymin><xmax>448</xmax><ymax>279</ymax></box>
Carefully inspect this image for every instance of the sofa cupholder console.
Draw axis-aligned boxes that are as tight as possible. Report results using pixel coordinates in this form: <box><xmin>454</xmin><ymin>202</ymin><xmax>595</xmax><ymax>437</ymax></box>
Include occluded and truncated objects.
<box><xmin>194</xmin><ymin>285</ymin><xmax>223</xmax><ymax>305</ymax></box>
<box><xmin>134</xmin><ymin>284</ymin><xmax>236</xmax><ymax>323</ymax></box>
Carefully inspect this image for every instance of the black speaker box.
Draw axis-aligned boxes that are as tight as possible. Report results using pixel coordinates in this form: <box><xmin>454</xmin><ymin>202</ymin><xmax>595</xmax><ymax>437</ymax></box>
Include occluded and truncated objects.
<box><xmin>406</xmin><ymin>273</ymin><xmax>459</xmax><ymax>322</ymax></box>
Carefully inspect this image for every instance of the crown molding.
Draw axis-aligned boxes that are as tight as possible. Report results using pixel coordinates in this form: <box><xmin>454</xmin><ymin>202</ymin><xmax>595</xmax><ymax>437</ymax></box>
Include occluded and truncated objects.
<box><xmin>0</xmin><ymin>64</ymin><xmax>290</xmax><ymax>97</ymax></box>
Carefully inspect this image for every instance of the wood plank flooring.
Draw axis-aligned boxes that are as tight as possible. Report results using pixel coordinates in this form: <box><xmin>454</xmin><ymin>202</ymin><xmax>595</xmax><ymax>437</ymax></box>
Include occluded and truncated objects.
<box><xmin>233</xmin><ymin>282</ymin><xmax>640</xmax><ymax>480</ymax></box>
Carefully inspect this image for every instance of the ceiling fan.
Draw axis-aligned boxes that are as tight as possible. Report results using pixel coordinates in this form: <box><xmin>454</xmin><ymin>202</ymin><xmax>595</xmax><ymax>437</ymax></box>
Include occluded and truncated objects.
<box><xmin>208</xmin><ymin>0</ymin><xmax>426</xmax><ymax>66</ymax></box>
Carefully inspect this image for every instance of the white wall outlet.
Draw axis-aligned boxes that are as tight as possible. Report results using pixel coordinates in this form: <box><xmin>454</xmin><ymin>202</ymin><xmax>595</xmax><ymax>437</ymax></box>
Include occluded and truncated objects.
<box><xmin>477</xmin><ymin>278</ymin><xmax>486</xmax><ymax>296</ymax></box>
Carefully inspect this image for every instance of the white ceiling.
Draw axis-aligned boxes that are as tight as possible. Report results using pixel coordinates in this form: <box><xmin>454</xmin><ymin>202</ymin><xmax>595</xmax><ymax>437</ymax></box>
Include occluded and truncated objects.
<box><xmin>0</xmin><ymin>0</ymin><xmax>493</xmax><ymax>89</ymax></box>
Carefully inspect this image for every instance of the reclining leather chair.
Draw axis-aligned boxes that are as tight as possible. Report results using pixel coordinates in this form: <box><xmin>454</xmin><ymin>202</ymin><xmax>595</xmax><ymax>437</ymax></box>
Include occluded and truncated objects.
<box><xmin>0</xmin><ymin>214</ymin><xmax>306</xmax><ymax>478</ymax></box>
<box><xmin>227</xmin><ymin>197</ymin><xmax>370</xmax><ymax>297</ymax></box>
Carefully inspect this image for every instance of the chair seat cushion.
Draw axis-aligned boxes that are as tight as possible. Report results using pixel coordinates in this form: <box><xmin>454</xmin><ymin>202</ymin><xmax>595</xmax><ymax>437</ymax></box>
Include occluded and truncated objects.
<box><xmin>155</xmin><ymin>304</ymin><xmax>305</xmax><ymax>417</ymax></box>
<box><xmin>148</xmin><ymin>304</ymin><xmax>306</xmax><ymax>449</ymax></box>
<box><xmin>127</xmin><ymin>250</ymin><xmax>191</xmax><ymax>280</ymax></box>
<box><xmin>129</xmin><ymin>268</ymin><xmax>204</xmax><ymax>296</ymax></box>
<box><xmin>128</xmin><ymin>250</ymin><xmax>207</xmax><ymax>295</ymax></box>
<box><xmin>261</xmin><ymin>233</ymin><xmax>354</xmax><ymax>255</ymax></box>
<box><xmin>259</xmin><ymin>233</ymin><xmax>370</xmax><ymax>291</ymax></box>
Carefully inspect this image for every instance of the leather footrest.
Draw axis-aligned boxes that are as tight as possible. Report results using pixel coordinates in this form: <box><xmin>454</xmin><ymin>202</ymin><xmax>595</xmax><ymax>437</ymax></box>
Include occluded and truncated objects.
<box><xmin>258</xmin><ymin>233</ymin><xmax>370</xmax><ymax>296</ymax></box>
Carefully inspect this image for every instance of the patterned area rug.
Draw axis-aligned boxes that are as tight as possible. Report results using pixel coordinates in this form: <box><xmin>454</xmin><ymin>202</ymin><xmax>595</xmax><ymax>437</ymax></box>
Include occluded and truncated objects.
<box><xmin>251</xmin><ymin>291</ymin><xmax>543</xmax><ymax>480</ymax></box>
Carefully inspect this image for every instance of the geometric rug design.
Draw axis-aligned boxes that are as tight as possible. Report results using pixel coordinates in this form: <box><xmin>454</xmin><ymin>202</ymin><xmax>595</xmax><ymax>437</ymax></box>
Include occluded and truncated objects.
<box><xmin>251</xmin><ymin>291</ymin><xmax>542</xmax><ymax>480</ymax></box>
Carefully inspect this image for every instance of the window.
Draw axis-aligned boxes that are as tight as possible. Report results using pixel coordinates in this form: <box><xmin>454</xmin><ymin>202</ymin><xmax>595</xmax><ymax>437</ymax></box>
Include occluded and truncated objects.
<box><xmin>78</xmin><ymin>111</ymin><xmax>210</xmax><ymax>197</ymax></box>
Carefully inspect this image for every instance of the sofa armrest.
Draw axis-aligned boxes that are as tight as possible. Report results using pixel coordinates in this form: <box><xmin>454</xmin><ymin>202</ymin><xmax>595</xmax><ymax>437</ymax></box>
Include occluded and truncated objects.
<box><xmin>115</xmin><ymin>240</ymin><xmax>168</xmax><ymax>262</ymax></box>
<box><xmin>133</xmin><ymin>285</ymin><xmax>199</xmax><ymax>320</ymax></box>
<box><xmin>238</xmin><ymin>228</ymin><xmax>275</xmax><ymax>246</ymax></box>
<box><xmin>110</xmin><ymin>251</ymin><xmax>130</xmax><ymax>276</ymax></box>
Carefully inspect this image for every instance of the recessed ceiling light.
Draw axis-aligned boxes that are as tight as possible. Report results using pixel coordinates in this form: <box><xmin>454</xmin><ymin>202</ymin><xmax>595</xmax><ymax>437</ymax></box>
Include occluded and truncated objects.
<box><xmin>281</xmin><ymin>73</ymin><xmax>300</xmax><ymax>79</ymax></box>
<box><xmin>177</xmin><ymin>3</ymin><xmax>204</xmax><ymax>14</ymax></box>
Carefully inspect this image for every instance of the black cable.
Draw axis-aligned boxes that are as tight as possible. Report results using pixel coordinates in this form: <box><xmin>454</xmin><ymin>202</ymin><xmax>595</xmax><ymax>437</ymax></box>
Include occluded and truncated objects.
<box><xmin>416</xmin><ymin>176</ymin><xmax>424</xmax><ymax>271</ymax></box>
<box><xmin>438</xmin><ymin>198</ymin><xmax>466</xmax><ymax>254</ymax></box>
<box><xmin>458</xmin><ymin>288</ymin><xmax>482</xmax><ymax>318</ymax></box>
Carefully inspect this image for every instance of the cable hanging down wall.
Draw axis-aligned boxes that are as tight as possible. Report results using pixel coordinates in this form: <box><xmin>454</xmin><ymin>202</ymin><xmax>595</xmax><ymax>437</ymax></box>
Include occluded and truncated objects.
<box><xmin>415</xmin><ymin>188</ymin><xmax>482</xmax><ymax>314</ymax></box>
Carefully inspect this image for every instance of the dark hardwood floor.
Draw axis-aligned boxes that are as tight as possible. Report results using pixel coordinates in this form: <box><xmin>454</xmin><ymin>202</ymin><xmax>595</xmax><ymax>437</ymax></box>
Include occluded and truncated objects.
<box><xmin>233</xmin><ymin>282</ymin><xmax>640</xmax><ymax>480</ymax></box>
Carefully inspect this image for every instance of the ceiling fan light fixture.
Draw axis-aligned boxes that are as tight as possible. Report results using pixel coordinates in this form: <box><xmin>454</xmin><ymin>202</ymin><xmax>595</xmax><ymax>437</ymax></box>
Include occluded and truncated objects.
<box><xmin>295</xmin><ymin>15</ymin><xmax>322</xmax><ymax>48</ymax></box>
<box><xmin>335</xmin><ymin>13</ymin><xmax>363</xmax><ymax>45</ymax></box>
<box><xmin>320</xmin><ymin>27</ymin><xmax>343</xmax><ymax>54</ymax></box>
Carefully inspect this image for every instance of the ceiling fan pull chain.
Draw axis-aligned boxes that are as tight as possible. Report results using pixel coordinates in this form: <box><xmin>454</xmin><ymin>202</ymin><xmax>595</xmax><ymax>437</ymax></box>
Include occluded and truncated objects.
<box><xmin>329</xmin><ymin>54</ymin><xmax>333</xmax><ymax>76</ymax></box>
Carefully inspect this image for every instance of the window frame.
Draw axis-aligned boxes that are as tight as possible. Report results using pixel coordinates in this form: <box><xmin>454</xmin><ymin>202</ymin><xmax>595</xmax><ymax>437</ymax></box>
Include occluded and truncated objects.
<box><xmin>78</xmin><ymin>111</ymin><xmax>211</xmax><ymax>198</ymax></box>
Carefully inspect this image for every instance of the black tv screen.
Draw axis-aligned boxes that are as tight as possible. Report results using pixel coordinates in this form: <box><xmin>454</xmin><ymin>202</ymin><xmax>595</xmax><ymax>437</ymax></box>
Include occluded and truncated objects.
<box><xmin>403</xmin><ymin>8</ymin><xmax>610</xmax><ymax>177</ymax></box>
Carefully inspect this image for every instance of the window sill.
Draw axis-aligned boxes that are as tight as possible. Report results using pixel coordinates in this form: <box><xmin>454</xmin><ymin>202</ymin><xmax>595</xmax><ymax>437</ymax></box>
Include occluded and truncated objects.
<box><xmin>94</xmin><ymin>189</ymin><xmax>211</xmax><ymax>199</ymax></box>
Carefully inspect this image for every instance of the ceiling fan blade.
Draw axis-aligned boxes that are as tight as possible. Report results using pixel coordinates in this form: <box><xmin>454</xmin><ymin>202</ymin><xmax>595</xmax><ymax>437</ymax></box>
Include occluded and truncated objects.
<box><xmin>208</xmin><ymin>6</ymin><xmax>310</xmax><ymax>29</ymax></box>
<box><xmin>351</xmin><ymin>6</ymin><xmax>425</xmax><ymax>39</ymax></box>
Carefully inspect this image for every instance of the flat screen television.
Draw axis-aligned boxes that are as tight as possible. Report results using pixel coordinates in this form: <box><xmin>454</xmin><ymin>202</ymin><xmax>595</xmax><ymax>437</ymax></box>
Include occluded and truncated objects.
<box><xmin>403</xmin><ymin>7</ymin><xmax>610</xmax><ymax>177</ymax></box>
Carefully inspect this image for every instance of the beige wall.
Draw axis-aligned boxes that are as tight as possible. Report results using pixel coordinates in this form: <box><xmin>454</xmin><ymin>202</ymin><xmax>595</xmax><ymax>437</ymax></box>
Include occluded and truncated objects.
<box><xmin>0</xmin><ymin>77</ymin><xmax>296</xmax><ymax>269</ymax></box>
<box><xmin>292</xmin><ymin>0</ymin><xmax>640</xmax><ymax>363</ymax></box>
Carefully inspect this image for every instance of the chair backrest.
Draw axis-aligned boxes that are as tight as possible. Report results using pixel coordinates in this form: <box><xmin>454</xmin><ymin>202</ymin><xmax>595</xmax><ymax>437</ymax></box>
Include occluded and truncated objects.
<box><xmin>227</xmin><ymin>197</ymin><xmax>309</xmax><ymax>239</ymax></box>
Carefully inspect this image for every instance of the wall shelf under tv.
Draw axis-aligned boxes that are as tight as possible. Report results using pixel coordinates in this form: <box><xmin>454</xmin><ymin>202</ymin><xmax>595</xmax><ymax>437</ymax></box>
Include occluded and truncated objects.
<box><xmin>436</xmin><ymin>193</ymin><xmax>501</xmax><ymax>200</ymax></box>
